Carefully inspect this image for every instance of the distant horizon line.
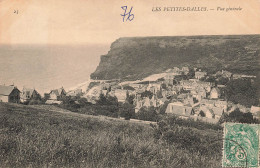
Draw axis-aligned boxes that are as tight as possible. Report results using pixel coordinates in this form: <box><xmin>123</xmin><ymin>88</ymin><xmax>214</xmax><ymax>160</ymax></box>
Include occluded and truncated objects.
<box><xmin>1</xmin><ymin>33</ymin><xmax>260</xmax><ymax>46</ymax></box>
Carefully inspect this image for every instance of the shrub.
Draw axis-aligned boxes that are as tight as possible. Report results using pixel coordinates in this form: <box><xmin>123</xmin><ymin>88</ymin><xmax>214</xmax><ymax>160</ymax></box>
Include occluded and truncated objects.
<box><xmin>28</xmin><ymin>100</ymin><xmax>43</xmax><ymax>105</ymax></box>
<box><xmin>140</xmin><ymin>91</ymin><xmax>153</xmax><ymax>99</ymax></box>
<box><xmin>152</xmin><ymin>116</ymin><xmax>223</xmax><ymax>156</ymax></box>
<box><xmin>136</xmin><ymin>106</ymin><xmax>159</xmax><ymax>122</ymax></box>
<box><xmin>119</xmin><ymin>103</ymin><xmax>135</xmax><ymax>120</ymax></box>
<box><xmin>220</xmin><ymin>108</ymin><xmax>258</xmax><ymax>124</ymax></box>
<box><xmin>225</xmin><ymin>79</ymin><xmax>259</xmax><ymax>107</ymax></box>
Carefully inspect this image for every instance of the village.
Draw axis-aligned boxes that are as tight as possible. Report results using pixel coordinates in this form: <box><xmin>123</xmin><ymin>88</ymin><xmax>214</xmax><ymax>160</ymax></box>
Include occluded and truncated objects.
<box><xmin>0</xmin><ymin>67</ymin><xmax>259</xmax><ymax>124</ymax></box>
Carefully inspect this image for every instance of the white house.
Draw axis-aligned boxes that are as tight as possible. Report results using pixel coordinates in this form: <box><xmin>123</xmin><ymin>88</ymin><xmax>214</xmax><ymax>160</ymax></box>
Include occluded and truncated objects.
<box><xmin>210</xmin><ymin>88</ymin><xmax>221</xmax><ymax>99</ymax></box>
<box><xmin>0</xmin><ymin>85</ymin><xmax>21</xmax><ymax>103</ymax></box>
<box><xmin>165</xmin><ymin>102</ymin><xmax>194</xmax><ymax>118</ymax></box>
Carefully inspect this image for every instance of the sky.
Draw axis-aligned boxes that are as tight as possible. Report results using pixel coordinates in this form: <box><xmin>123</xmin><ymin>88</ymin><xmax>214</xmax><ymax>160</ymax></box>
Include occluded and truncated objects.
<box><xmin>0</xmin><ymin>0</ymin><xmax>259</xmax><ymax>93</ymax></box>
<box><xmin>0</xmin><ymin>0</ymin><xmax>259</xmax><ymax>46</ymax></box>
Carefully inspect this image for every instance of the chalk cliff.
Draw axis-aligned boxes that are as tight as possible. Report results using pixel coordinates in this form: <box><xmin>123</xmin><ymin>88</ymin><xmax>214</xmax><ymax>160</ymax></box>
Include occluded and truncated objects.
<box><xmin>91</xmin><ymin>35</ymin><xmax>260</xmax><ymax>80</ymax></box>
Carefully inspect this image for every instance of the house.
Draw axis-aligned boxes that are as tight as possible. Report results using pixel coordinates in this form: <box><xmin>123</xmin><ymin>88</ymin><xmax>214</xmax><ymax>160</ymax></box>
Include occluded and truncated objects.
<box><xmin>165</xmin><ymin>102</ymin><xmax>194</xmax><ymax>118</ymax></box>
<box><xmin>146</xmin><ymin>83</ymin><xmax>161</xmax><ymax>94</ymax></box>
<box><xmin>182</xmin><ymin>67</ymin><xmax>189</xmax><ymax>75</ymax></box>
<box><xmin>195</xmin><ymin>81</ymin><xmax>212</xmax><ymax>92</ymax></box>
<box><xmin>183</xmin><ymin>96</ymin><xmax>195</xmax><ymax>106</ymax></box>
<box><xmin>211</xmin><ymin>106</ymin><xmax>225</xmax><ymax>120</ymax></box>
<box><xmin>180</xmin><ymin>80</ymin><xmax>211</xmax><ymax>92</ymax></box>
<box><xmin>210</xmin><ymin>88</ymin><xmax>221</xmax><ymax>99</ymax></box>
<box><xmin>198</xmin><ymin>105</ymin><xmax>224</xmax><ymax>121</ymax></box>
<box><xmin>195</xmin><ymin>71</ymin><xmax>207</xmax><ymax>79</ymax></box>
<box><xmin>114</xmin><ymin>89</ymin><xmax>128</xmax><ymax>103</ymax></box>
<box><xmin>45</xmin><ymin>100</ymin><xmax>62</xmax><ymax>105</ymax></box>
<box><xmin>165</xmin><ymin>67</ymin><xmax>182</xmax><ymax>84</ymax></box>
<box><xmin>177</xmin><ymin>93</ymin><xmax>192</xmax><ymax>102</ymax></box>
<box><xmin>134</xmin><ymin>94</ymin><xmax>162</xmax><ymax>112</ymax></box>
<box><xmin>180</xmin><ymin>80</ymin><xmax>194</xmax><ymax>90</ymax></box>
<box><xmin>143</xmin><ymin>97</ymin><xmax>152</xmax><ymax>107</ymax></box>
<box><xmin>67</xmin><ymin>89</ymin><xmax>83</xmax><ymax>97</ymax></box>
<box><xmin>20</xmin><ymin>87</ymin><xmax>41</xmax><ymax>102</ymax></box>
<box><xmin>0</xmin><ymin>85</ymin><xmax>21</xmax><ymax>103</ymax></box>
<box><xmin>84</xmin><ymin>85</ymin><xmax>102</xmax><ymax>102</ymax></box>
<box><xmin>250</xmin><ymin>106</ymin><xmax>260</xmax><ymax>119</ymax></box>
<box><xmin>134</xmin><ymin>98</ymin><xmax>143</xmax><ymax>112</ymax></box>
<box><xmin>49</xmin><ymin>87</ymin><xmax>66</xmax><ymax>100</ymax></box>
<box><xmin>215</xmin><ymin>70</ymin><xmax>232</xmax><ymax>79</ymax></box>
<box><xmin>143</xmin><ymin>96</ymin><xmax>158</xmax><ymax>108</ymax></box>
<box><xmin>198</xmin><ymin>106</ymin><xmax>215</xmax><ymax>118</ymax></box>
<box><xmin>128</xmin><ymin>83</ymin><xmax>144</xmax><ymax>89</ymax></box>
<box><xmin>165</xmin><ymin>67</ymin><xmax>182</xmax><ymax>75</ymax></box>
<box><xmin>165</xmin><ymin>73</ymin><xmax>175</xmax><ymax>85</ymax></box>
<box><xmin>191</xmin><ymin>87</ymin><xmax>207</xmax><ymax>101</ymax></box>
<box><xmin>232</xmin><ymin>74</ymin><xmax>243</xmax><ymax>79</ymax></box>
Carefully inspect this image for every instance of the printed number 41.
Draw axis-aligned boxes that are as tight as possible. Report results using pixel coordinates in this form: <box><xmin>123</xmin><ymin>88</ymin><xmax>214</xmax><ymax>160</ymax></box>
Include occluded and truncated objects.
<box><xmin>121</xmin><ymin>6</ymin><xmax>134</xmax><ymax>22</ymax></box>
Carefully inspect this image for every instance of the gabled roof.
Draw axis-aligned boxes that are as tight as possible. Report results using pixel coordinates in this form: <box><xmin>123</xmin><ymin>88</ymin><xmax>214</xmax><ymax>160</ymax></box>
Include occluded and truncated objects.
<box><xmin>50</xmin><ymin>87</ymin><xmax>66</xmax><ymax>96</ymax></box>
<box><xmin>0</xmin><ymin>85</ymin><xmax>20</xmax><ymax>96</ymax></box>
<box><xmin>211</xmin><ymin>87</ymin><xmax>221</xmax><ymax>94</ymax></box>
<box><xmin>21</xmin><ymin>87</ymin><xmax>40</xmax><ymax>99</ymax></box>
<box><xmin>22</xmin><ymin>88</ymin><xmax>34</xmax><ymax>96</ymax></box>
<box><xmin>166</xmin><ymin>102</ymin><xmax>193</xmax><ymax>117</ymax></box>
<box><xmin>251</xmin><ymin>106</ymin><xmax>260</xmax><ymax>114</ymax></box>
<box><xmin>211</xmin><ymin>106</ymin><xmax>224</xmax><ymax>116</ymax></box>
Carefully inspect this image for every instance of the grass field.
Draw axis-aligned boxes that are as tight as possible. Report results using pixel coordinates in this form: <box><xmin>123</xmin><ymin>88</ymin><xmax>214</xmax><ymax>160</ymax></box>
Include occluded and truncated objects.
<box><xmin>0</xmin><ymin>103</ymin><xmax>223</xmax><ymax>167</ymax></box>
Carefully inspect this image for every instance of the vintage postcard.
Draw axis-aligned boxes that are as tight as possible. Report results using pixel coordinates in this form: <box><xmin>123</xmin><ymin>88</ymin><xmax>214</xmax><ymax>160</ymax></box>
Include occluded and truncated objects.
<box><xmin>0</xmin><ymin>0</ymin><xmax>259</xmax><ymax>167</ymax></box>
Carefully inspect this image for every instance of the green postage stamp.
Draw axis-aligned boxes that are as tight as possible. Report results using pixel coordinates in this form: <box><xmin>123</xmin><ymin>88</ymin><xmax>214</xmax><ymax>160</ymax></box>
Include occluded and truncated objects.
<box><xmin>223</xmin><ymin>123</ymin><xmax>260</xmax><ymax>167</ymax></box>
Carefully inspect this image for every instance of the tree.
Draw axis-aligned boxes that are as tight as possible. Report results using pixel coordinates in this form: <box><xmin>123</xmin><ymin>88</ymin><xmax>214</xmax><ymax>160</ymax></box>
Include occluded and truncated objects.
<box><xmin>141</xmin><ymin>90</ymin><xmax>153</xmax><ymax>99</ymax></box>
<box><xmin>228</xmin><ymin>108</ymin><xmax>244</xmax><ymax>122</ymax></box>
<box><xmin>157</xmin><ymin>77</ymin><xmax>165</xmax><ymax>82</ymax></box>
<box><xmin>125</xmin><ymin>91</ymin><xmax>135</xmax><ymax>105</ymax></box>
<box><xmin>107</xmin><ymin>86</ymin><xmax>112</xmax><ymax>92</ymax></box>
<box><xmin>60</xmin><ymin>96</ymin><xmax>80</xmax><ymax>111</ymax></box>
<box><xmin>119</xmin><ymin>103</ymin><xmax>135</xmax><ymax>120</ymax></box>
<box><xmin>123</xmin><ymin>85</ymin><xmax>135</xmax><ymax>91</ymax></box>
<box><xmin>136</xmin><ymin>106</ymin><xmax>158</xmax><ymax>121</ymax></box>
<box><xmin>225</xmin><ymin>79</ymin><xmax>258</xmax><ymax>107</ymax></box>
<box><xmin>156</xmin><ymin>89</ymin><xmax>163</xmax><ymax>99</ymax></box>
<box><xmin>240</xmin><ymin>112</ymin><xmax>254</xmax><ymax>123</ymax></box>
<box><xmin>107</xmin><ymin>95</ymin><xmax>118</xmax><ymax>106</ymax></box>
<box><xmin>161</xmin><ymin>83</ymin><xmax>167</xmax><ymax>90</ymax></box>
<box><xmin>221</xmin><ymin>108</ymin><xmax>255</xmax><ymax>124</ymax></box>
<box><xmin>77</xmin><ymin>97</ymin><xmax>92</xmax><ymax>107</ymax></box>
<box><xmin>217</xmin><ymin>77</ymin><xmax>229</xmax><ymax>85</ymax></box>
<box><xmin>187</xmin><ymin>69</ymin><xmax>195</xmax><ymax>79</ymax></box>
<box><xmin>159</xmin><ymin>100</ymin><xmax>170</xmax><ymax>114</ymax></box>
<box><xmin>96</xmin><ymin>92</ymin><xmax>108</xmax><ymax>105</ymax></box>
<box><xmin>205</xmin><ymin>76</ymin><xmax>216</xmax><ymax>83</ymax></box>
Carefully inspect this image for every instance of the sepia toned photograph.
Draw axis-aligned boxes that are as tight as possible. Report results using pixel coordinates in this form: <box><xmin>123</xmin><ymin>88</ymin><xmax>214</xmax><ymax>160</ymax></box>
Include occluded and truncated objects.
<box><xmin>0</xmin><ymin>0</ymin><xmax>259</xmax><ymax>167</ymax></box>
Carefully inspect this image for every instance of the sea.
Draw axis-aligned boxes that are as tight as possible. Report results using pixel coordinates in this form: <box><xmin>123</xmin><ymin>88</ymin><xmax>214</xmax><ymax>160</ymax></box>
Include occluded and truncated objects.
<box><xmin>0</xmin><ymin>44</ymin><xmax>110</xmax><ymax>95</ymax></box>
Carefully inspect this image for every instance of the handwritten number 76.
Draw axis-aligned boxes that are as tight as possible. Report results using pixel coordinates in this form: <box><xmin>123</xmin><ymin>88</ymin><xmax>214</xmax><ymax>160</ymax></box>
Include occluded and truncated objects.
<box><xmin>121</xmin><ymin>6</ymin><xmax>134</xmax><ymax>22</ymax></box>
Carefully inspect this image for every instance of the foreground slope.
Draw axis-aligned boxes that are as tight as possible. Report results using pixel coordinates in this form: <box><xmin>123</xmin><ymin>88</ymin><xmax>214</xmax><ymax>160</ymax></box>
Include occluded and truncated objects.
<box><xmin>0</xmin><ymin>103</ymin><xmax>222</xmax><ymax>167</ymax></box>
<box><xmin>91</xmin><ymin>35</ymin><xmax>260</xmax><ymax>80</ymax></box>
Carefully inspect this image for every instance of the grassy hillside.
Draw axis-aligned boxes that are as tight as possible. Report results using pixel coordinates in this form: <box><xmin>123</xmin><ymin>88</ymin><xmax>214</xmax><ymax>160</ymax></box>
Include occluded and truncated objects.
<box><xmin>0</xmin><ymin>103</ymin><xmax>223</xmax><ymax>167</ymax></box>
<box><xmin>91</xmin><ymin>35</ymin><xmax>260</xmax><ymax>80</ymax></box>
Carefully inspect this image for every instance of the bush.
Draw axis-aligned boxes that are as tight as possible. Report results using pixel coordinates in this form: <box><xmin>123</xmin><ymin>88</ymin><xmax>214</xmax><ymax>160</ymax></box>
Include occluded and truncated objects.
<box><xmin>122</xmin><ymin>85</ymin><xmax>135</xmax><ymax>91</ymax></box>
<box><xmin>119</xmin><ymin>103</ymin><xmax>135</xmax><ymax>120</ymax></box>
<box><xmin>152</xmin><ymin>116</ymin><xmax>223</xmax><ymax>156</ymax></box>
<box><xmin>28</xmin><ymin>100</ymin><xmax>43</xmax><ymax>105</ymax></box>
<box><xmin>136</xmin><ymin>106</ymin><xmax>159</xmax><ymax>122</ymax></box>
<box><xmin>225</xmin><ymin>79</ymin><xmax>259</xmax><ymax>107</ymax></box>
<box><xmin>161</xmin><ymin>115</ymin><xmax>222</xmax><ymax>131</ymax></box>
<box><xmin>220</xmin><ymin>108</ymin><xmax>258</xmax><ymax>124</ymax></box>
<box><xmin>158</xmin><ymin>101</ymin><xmax>170</xmax><ymax>114</ymax></box>
<box><xmin>140</xmin><ymin>91</ymin><xmax>153</xmax><ymax>99</ymax></box>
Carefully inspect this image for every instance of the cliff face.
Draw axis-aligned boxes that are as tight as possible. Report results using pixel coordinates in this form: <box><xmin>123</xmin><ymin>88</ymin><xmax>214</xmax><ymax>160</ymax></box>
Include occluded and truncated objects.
<box><xmin>91</xmin><ymin>35</ymin><xmax>260</xmax><ymax>80</ymax></box>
